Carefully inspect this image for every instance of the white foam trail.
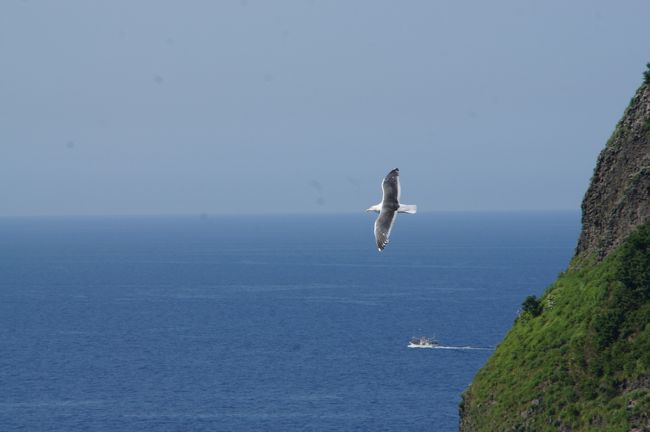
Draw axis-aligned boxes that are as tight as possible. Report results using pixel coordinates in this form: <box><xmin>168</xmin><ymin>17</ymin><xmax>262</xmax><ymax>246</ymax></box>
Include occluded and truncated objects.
<box><xmin>408</xmin><ymin>345</ymin><xmax>494</xmax><ymax>351</ymax></box>
<box><xmin>433</xmin><ymin>345</ymin><xmax>494</xmax><ymax>351</ymax></box>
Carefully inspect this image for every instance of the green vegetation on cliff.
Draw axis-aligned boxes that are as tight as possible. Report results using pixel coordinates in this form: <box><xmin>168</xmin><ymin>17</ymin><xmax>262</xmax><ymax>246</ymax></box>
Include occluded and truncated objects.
<box><xmin>461</xmin><ymin>69</ymin><xmax>650</xmax><ymax>431</ymax></box>
<box><xmin>460</xmin><ymin>222</ymin><xmax>650</xmax><ymax>431</ymax></box>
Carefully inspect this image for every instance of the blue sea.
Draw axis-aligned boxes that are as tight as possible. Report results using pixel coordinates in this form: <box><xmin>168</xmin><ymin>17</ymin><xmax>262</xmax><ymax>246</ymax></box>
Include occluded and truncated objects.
<box><xmin>0</xmin><ymin>212</ymin><xmax>579</xmax><ymax>431</ymax></box>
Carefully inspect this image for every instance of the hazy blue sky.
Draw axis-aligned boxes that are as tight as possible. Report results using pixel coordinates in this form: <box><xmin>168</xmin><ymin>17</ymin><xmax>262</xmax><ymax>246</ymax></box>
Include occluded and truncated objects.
<box><xmin>1</xmin><ymin>0</ymin><xmax>649</xmax><ymax>216</ymax></box>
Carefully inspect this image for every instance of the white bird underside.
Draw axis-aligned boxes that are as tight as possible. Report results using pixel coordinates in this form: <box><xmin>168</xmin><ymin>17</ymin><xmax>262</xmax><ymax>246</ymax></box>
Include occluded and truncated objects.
<box><xmin>366</xmin><ymin>168</ymin><xmax>416</xmax><ymax>251</ymax></box>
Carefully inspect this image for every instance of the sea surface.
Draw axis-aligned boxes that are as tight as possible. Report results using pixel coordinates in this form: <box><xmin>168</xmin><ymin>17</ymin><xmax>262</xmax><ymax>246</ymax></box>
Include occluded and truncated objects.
<box><xmin>0</xmin><ymin>212</ymin><xmax>579</xmax><ymax>431</ymax></box>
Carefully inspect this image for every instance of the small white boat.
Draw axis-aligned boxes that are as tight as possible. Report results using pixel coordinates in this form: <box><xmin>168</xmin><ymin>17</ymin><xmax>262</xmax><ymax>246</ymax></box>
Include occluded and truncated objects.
<box><xmin>408</xmin><ymin>336</ymin><xmax>440</xmax><ymax>348</ymax></box>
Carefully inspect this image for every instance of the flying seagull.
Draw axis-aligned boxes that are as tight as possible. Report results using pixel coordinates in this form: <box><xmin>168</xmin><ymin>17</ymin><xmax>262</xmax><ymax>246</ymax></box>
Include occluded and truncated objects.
<box><xmin>366</xmin><ymin>168</ymin><xmax>417</xmax><ymax>251</ymax></box>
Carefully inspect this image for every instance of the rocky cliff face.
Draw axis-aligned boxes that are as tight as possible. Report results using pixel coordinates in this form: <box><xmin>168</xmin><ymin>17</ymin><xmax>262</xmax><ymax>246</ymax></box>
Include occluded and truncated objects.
<box><xmin>459</xmin><ymin>75</ymin><xmax>650</xmax><ymax>431</ymax></box>
<box><xmin>576</xmin><ymin>83</ymin><xmax>650</xmax><ymax>261</ymax></box>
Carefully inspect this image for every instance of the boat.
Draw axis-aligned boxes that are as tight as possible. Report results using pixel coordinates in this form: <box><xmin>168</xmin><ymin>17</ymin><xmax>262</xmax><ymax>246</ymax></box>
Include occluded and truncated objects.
<box><xmin>408</xmin><ymin>336</ymin><xmax>440</xmax><ymax>348</ymax></box>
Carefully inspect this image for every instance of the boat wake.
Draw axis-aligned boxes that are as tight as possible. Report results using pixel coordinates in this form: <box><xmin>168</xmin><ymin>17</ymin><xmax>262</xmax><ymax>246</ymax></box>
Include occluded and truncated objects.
<box><xmin>409</xmin><ymin>344</ymin><xmax>493</xmax><ymax>351</ymax></box>
<box><xmin>436</xmin><ymin>345</ymin><xmax>493</xmax><ymax>350</ymax></box>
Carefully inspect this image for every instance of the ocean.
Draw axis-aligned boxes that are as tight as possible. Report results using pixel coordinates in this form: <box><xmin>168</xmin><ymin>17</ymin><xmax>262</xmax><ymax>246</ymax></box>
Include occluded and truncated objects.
<box><xmin>0</xmin><ymin>212</ymin><xmax>579</xmax><ymax>431</ymax></box>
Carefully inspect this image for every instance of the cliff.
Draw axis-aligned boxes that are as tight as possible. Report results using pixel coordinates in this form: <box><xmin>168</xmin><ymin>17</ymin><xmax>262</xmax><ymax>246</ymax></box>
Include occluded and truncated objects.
<box><xmin>576</xmin><ymin>82</ymin><xmax>650</xmax><ymax>261</ymax></box>
<box><xmin>459</xmin><ymin>69</ymin><xmax>650</xmax><ymax>431</ymax></box>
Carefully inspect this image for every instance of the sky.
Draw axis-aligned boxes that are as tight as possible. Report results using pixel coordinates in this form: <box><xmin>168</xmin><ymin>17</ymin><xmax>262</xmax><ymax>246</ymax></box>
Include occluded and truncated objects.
<box><xmin>1</xmin><ymin>0</ymin><xmax>649</xmax><ymax>216</ymax></box>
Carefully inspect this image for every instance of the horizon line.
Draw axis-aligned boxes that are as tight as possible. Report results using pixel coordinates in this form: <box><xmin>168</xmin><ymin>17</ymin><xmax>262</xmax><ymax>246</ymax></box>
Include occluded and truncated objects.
<box><xmin>0</xmin><ymin>208</ymin><xmax>581</xmax><ymax>219</ymax></box>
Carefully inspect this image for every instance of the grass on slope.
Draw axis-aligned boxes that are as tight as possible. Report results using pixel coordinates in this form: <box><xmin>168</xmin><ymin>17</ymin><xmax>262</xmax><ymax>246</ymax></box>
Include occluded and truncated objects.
<box><xmin>460</xmin><ymin>222</ymin><xmax>650</xmax><ymax>431</ymax></box>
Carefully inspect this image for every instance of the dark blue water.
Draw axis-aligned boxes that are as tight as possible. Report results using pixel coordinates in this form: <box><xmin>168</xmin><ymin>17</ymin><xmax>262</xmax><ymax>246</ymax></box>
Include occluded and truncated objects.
<box><xmin>0</xmin><ymin>212</ymin><xmax>579</xmax><ymax>431</ymax></box>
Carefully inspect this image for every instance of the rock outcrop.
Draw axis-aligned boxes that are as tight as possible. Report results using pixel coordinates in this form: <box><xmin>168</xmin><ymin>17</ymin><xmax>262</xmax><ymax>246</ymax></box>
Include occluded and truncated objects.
<box><xmin>576</xmin><ymin>83</ymin><xmax>650</xmax><ymax>261</ymax></box>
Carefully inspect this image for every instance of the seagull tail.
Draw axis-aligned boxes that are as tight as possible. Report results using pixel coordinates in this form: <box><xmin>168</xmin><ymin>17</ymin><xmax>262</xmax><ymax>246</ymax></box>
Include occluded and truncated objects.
<box><xmin>397</xmin><ymin>204</ymin><xmax>417</xmax><ymax>214</ymax></box>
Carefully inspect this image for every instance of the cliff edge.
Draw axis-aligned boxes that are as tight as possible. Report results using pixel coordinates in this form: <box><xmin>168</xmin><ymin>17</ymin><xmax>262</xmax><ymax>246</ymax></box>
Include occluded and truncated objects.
<box><xmin>460</xmin><ymin>68</ymin><xmax>650</xmax><ymax>431</ymax></box>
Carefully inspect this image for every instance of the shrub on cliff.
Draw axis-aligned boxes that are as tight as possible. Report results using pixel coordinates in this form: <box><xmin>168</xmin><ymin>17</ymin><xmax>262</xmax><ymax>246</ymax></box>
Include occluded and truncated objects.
<box><xmin>618</xmin><ymin>221</ymin><xmax>650</xmax><ymax>302</ymax></box>
<box><xmin>522</xmin><ymin>295</ymin><xmax>542</xmax><ymax>316</ymax></box>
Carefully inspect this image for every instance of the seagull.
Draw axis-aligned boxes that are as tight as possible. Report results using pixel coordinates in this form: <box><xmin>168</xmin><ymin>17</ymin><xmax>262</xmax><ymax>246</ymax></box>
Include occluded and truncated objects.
<box><xmin>366</xmin><ymin>168</ymin><xmax>417</xmax><ymax>251</ymax></box>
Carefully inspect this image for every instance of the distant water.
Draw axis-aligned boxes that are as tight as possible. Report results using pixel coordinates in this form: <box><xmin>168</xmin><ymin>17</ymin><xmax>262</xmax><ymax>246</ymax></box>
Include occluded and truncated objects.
<box><xmin>0</xmin><ymin>212</ymin><xmax>579</xmax><ymax>431</ymax></box>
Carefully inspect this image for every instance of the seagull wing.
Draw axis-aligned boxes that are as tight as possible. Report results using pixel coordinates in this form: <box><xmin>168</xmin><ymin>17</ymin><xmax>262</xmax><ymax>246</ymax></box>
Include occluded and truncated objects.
<box><xmin>374</xmin><ymin>209</ymin><xmax>396</xmax><ymax>251</ymax></box>
<box><xmin>381</xmin><ymin>168</ymin><xmax>400</xmax><ymax>207</ymax></box>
